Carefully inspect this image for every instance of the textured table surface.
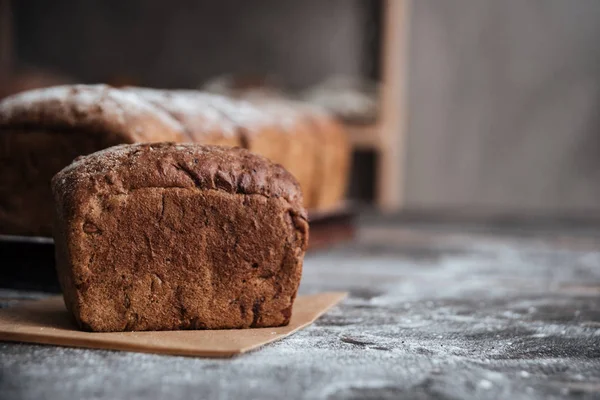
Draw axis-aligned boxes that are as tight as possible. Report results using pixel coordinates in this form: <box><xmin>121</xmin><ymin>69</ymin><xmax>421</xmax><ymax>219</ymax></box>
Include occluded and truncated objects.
<box><xmin>2</xmin><ymin>219</ymin><xmax>600</xmax><ymax>400</ymax></box>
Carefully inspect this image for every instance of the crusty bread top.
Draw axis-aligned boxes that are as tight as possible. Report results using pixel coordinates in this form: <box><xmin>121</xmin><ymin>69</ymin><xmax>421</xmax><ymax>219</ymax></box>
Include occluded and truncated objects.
<box><xmin>193</xmin><ymin>93</ymin><xmax>276</xmax><ymax>134</ymax></box>
<box><xmin>0</xmin><ymin>84</ymin><xmax>186</xmax><ymax>143</ymax></box>
<box><xmin>52</xmin><ymin>142</ymin><xmax>306</xmax><ymax>216</ymax></box>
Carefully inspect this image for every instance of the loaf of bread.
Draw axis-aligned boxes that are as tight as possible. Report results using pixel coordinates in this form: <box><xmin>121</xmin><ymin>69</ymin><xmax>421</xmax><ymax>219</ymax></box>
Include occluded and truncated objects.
<box><xmin>0</xmin><ymin>84</ymin><xmax>350</xmax><ymax>237</ymax></box>
<box><xmin>52</xmin><ymin>143</ymin><xmax>308</xmax><ymax>332</ymax></box>
<box><xmin>0</xmin><ymin>85</ymin><xmax>186</xmax><ymax>236</ymax></box>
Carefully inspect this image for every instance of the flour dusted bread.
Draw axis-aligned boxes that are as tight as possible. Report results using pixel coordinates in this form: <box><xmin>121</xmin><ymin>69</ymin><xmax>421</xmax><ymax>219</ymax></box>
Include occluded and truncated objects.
<box><xmin>124</xmin><ymin>87</ymin><xmax>241</xmax><ymax>147</ymax></box>
<box><xmin>0</xmin><ymin>84</ymin><xmax>185</xmax><ymax>236</ymax></box>
<box><xmin>52</xmin><ymin>143</ymin><xmax>308</xmax><ymax>332</ymax></box>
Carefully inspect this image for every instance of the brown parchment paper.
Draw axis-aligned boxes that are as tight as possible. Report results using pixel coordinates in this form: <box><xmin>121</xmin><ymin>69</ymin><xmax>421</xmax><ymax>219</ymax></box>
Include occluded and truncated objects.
<box><xmin>0</xmin><ymin>292</ymin><xmax>346</xmax><ymax>358</ymax></box>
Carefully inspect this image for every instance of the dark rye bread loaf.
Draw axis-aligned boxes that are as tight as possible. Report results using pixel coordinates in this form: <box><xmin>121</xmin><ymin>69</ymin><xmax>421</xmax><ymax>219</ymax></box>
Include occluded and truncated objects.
<box><xmin>52</xmin><ymin>143</ymin><xmax>308</xmax><ymax>332</ymax></box>
<box><xmin>0</xmin><ymin>84</ymin><xmax>186</xmax><ymax>236</ymax></box>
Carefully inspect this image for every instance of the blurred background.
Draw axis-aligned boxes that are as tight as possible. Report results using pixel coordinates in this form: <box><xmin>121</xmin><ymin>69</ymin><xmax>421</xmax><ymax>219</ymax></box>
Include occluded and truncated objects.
<box><xmin>2</xmin><ymin>0</ymin><xmax>600</xmax><ymax>220</ymax></box>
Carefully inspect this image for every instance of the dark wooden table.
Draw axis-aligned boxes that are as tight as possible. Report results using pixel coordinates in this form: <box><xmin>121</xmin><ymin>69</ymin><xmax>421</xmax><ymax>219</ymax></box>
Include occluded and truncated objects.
<box><xmin>2</xmin><ymin>217</ymin><xmax>600</xmax><ymax>399</ymax></box>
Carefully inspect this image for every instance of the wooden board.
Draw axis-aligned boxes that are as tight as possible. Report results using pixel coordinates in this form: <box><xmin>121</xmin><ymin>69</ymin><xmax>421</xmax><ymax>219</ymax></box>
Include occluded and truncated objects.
<box><xmin>0</xmin><ymin>292</ymin><xmax>346</xmax><ymax>358</ymax></box>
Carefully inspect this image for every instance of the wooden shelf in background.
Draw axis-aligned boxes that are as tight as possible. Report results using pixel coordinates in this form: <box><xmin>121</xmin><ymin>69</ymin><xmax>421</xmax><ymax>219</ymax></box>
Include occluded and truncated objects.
<box><xmin>346</xmin><ymin>0</ymin><xmax>410</xmax><ymax>211</ymax></box>
<box><xmin>346</xmin><ymin>123</ymin><xmax>381</xmax><ymax>150</ymax></box>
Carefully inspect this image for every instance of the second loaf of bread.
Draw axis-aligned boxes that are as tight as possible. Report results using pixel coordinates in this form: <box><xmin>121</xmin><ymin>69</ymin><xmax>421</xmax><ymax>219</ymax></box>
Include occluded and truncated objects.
<box><xmin>0</xmin><ymin>84</ymin><xmax>350</xmax><ymax>237</ymax></box>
